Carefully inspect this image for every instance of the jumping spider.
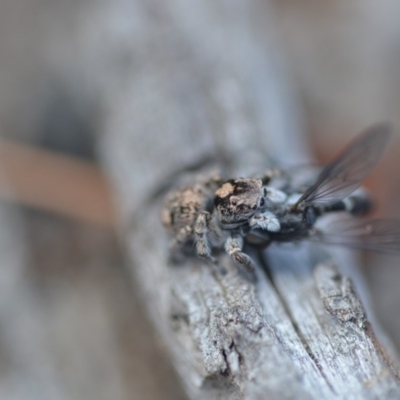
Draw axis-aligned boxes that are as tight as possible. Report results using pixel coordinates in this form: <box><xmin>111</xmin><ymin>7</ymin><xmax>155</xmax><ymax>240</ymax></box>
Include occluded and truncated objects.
<box><xmin>161</xmin><ymin>173</ymin><xmax>287</xmax><ymax>272</ymax></box>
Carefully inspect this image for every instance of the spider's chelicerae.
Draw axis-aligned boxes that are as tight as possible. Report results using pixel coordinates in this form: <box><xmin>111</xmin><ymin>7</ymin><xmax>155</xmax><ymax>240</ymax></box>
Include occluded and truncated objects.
<box><xmin>161</xmin><ymin>124</ymin><xmax>400</xmax><ymax>272</ymax></box>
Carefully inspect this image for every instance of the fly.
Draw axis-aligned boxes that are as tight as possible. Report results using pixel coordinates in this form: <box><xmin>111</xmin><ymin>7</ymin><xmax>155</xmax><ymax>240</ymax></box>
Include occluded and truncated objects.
<box><xmin>248</xmin><ymin>123</ymin><xmax>397</xmax><ymax>252</ymax></box>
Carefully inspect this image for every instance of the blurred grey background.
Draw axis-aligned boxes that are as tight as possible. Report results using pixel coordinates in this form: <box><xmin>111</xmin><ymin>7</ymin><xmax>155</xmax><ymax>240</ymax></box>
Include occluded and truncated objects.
<box><xmin>0</xmin><ymin>1</ymin><xmax>399</xmax><ymax>399</ymax></box>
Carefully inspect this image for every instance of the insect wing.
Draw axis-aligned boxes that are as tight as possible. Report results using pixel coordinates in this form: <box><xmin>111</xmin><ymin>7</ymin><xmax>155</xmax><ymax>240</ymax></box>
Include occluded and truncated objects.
<box><xmin>311</xmin><ymin>218</ymin><xmax>400</xmax><ymax>253</ymax></box>
<box><xmin>294</xmin><ymin>124</ymin><xmax>392</xmax><ymax>208</ymax></box>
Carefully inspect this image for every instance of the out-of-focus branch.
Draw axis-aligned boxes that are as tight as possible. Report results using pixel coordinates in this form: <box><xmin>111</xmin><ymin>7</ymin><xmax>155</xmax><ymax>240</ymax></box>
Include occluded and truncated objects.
<box><xmin>0</xmin><ymin>140</ymin><xmax>115</xmax><ymax>227</ymax></box>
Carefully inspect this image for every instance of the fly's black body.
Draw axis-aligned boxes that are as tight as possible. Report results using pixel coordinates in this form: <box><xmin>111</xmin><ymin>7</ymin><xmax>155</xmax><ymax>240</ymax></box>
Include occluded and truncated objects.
<box><xmin>162</xmin><ymin>123</ymin><xmax>399</xmax><ymax>272</ymax></box>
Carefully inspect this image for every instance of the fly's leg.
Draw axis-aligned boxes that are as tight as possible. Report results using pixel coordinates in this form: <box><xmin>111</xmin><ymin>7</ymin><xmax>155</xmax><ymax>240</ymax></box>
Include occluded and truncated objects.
<box><xmin>249</xmin><ymin>211</ymin><xmax>281</xmax><ymax>232</ymax></box>
<box><xmin>224</xmin><ymin>234</ymin><xmax>256</xmax><ymax>273</ymax></box>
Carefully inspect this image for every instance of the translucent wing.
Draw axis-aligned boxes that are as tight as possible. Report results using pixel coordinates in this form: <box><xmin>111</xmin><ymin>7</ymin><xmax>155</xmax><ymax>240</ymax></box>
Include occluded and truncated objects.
<box><xmin>311</xmin><ymin>218</ymin><xmax>400</xmax><ymax>253</ymax></box>
<box><xmin>293</xmin><ymin>123</ymin><xmax>392</xmax><ymax>209</ymax></box>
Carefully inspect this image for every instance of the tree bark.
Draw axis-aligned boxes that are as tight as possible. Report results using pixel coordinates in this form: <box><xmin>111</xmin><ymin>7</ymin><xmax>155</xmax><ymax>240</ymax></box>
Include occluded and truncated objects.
<box><xmin>98</xmin><ymin>1</ymin><xmax>400</xmax><ymax>398</ymax></box>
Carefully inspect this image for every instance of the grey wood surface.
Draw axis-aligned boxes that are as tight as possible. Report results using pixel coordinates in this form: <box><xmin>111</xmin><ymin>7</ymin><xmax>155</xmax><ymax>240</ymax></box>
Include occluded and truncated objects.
<box><xmin>98</xmin><ymin>1</ymin><xmax>400</xmax><ymax>398</ymax></box>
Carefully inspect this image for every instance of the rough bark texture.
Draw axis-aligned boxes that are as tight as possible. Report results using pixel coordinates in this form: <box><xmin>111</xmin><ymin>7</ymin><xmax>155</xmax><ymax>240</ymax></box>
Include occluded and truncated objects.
<box><xmin>98</xmin><ymin>1</ymin><xmax>400</xmax><ymax>398</ymax></box>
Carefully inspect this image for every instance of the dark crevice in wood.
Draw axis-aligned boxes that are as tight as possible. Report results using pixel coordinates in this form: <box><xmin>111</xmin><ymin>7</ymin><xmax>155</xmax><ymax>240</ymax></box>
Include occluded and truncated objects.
<box><xmin>221</xmin><ymin>348</ymin><xmax>231</xmax><ymax>377</ymax></box>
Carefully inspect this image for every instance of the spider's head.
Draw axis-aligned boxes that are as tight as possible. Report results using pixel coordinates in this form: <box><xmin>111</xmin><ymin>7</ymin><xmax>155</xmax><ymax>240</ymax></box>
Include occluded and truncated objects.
<box><xmin>214</xmin><ymin>179</ymin><xmax>266</xmax><ymax>226</ymax></box>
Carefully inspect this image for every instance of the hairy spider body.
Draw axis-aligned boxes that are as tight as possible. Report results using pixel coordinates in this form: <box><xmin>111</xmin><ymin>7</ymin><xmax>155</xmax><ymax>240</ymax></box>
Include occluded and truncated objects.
<box><xmin>161</xmin><ymin>176</ymin><xmax>284</xmax><ymax>271</ymax></box>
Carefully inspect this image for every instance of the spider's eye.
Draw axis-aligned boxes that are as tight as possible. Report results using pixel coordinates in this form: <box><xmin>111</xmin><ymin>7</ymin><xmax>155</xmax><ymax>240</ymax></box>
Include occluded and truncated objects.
<box><xmin>230</xmin><ymin>196</ymin><xmax>240</xmax><ymax>207</ymax></box>
<box><xmin>260</xmin><ymin>198</ymin><xmax>265</xmax><ymax>207</ymax></box>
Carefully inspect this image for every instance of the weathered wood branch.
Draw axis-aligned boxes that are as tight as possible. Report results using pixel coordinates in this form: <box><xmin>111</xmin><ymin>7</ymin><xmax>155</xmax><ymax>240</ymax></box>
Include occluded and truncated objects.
<box><xmin>98</xmin><ymin>1</ymin><xmax>400</xmax><ymax>398</ymax></box>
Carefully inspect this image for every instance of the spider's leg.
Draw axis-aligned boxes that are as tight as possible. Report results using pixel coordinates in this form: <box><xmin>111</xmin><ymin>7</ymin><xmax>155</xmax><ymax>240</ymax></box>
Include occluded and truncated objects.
<box><xmin>194</xmin><ymin>211</ymin><xmax>215</xmax><ymax>261</ymax></box>
<box><xmin>200</xmin><ymin>171</ymin><xmax>224</xmax><ymax>188</ymax></box>
<box><xmin>260</xmin><ymin>168</ymin><xmax>288</xmax><ymax>185</ymax></box>
<box><xmin>224</xmin><ymin>234</ymin><xmax>256</xmax><ymax>273</ymax></box>
<box><xmin>249</xmin><ymin>211</ymin><xmax>281</xmax><ymax>232</ymax></box>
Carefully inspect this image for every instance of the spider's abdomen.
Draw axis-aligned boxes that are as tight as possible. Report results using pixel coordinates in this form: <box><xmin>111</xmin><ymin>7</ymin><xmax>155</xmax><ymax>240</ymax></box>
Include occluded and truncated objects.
<box><xmin>161</xmin><ymin>185</ymin><xmax>211</xmax><ymax>234</ymax></box>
